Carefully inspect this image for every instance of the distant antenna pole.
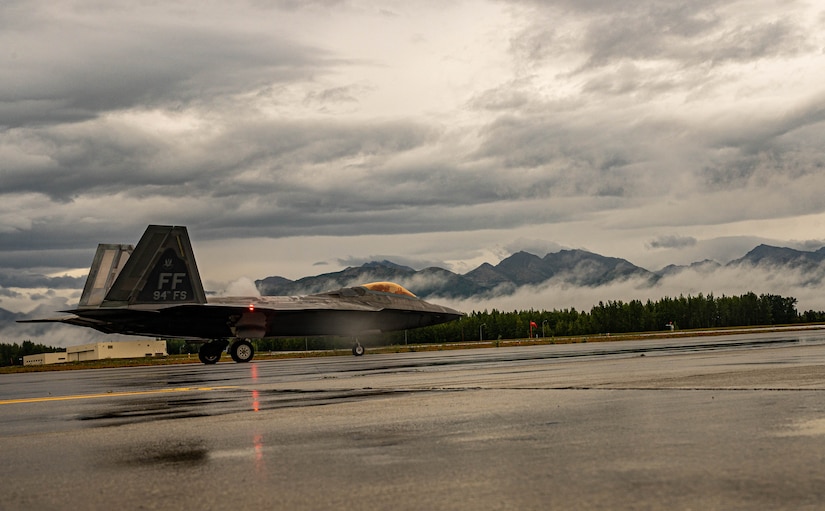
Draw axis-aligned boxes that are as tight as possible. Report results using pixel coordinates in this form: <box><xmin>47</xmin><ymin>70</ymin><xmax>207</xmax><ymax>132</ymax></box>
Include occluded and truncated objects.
<box><xmin>479</xmin><ymin>323</ymin><xmax>486</xmax><ymax>342</ymax></box>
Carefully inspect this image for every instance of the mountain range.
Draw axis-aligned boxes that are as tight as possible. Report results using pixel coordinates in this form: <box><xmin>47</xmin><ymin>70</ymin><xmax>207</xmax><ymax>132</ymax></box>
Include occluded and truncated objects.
<box><xmin>256</xmin><ymin>244</ymin><xmax>825</xmax><ymax>299</ymax></box>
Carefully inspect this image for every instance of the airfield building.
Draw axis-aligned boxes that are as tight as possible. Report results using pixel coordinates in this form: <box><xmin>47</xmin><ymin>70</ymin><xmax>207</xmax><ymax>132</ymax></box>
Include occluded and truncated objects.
<box><xmin>23</xmin><ymin>352</ymin><xmax>69</xmax><ymax>365</ymax></box>
<box><xmin>23</xmin><ymin>340</ymin><xmax>167</xmax><ymax>366</ymax></box>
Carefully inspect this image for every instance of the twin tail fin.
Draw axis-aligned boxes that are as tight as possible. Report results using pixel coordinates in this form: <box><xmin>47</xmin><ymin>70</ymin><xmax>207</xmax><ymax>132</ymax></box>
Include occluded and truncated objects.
<box><xmin>78</xmin><ymin>225</ymin><xmax>207</xmax><ymax>308</ymax></box>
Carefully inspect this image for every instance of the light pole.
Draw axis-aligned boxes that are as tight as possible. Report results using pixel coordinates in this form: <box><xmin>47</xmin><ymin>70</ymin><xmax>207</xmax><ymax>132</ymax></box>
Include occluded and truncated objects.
<box><xmin>542</xmin><ymin>320</ymin><xmax>548</xmax><ymax>338</ymax></box>
<box><xmin>479</xmin><ymin>323</ymin><xmax>486</xmax><ymax>342</ymax></box>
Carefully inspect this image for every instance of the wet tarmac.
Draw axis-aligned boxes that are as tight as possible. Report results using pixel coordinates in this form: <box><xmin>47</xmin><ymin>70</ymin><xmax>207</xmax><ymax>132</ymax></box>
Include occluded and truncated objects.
<box><xmin>3</xmin><ymin>330</ymin><xmax>825</xmax><ymax>510</ymax></box>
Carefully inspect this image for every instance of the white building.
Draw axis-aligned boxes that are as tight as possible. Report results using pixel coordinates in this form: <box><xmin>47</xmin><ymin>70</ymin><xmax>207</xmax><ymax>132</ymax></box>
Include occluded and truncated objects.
<box><xmin>23</xmin><ymin>340</ymin><xmax>167</xmax><ymax>366</ymax></box>
<box><xmin>23</xmin><ymin>352</ymin><xmax>69</xmax><ymax>366</ymax></box>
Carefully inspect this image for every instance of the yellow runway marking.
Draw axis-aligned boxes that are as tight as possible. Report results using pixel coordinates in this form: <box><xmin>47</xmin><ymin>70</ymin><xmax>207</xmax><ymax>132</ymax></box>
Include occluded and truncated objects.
<box><xmin>0</xmin><ymin>386</ymin><xmax>239</xmax><ymax>405</ymax></box>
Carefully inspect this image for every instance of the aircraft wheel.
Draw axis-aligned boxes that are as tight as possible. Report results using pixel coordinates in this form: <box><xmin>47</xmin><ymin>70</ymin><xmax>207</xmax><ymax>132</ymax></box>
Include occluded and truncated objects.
<box><xmin>352</xmin><ymin>343</ymin><xmax>365</xmax><ymax>356</ymax></box>
<box><xmin>198</xmin><ymin>339</ymin><xmax>228</xmax><ymax>365</ymax></box>
<box><xmin>230</xmin><ymin>339</ymin><xmax>255</xmax><ymax>363</ymax></box>
<box><xmin>198</xmin><ymin>345</ymin><xmax>221</xmax><ymax>365</ymax></box>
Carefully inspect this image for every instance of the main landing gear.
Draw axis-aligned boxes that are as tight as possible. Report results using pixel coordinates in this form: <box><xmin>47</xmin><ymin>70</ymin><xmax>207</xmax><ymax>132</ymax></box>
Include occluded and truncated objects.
<box><xmin>352</xmin><ymin>340</ymin><xmax>365</xmax><ymax>356</ymax></box>
<box><xmin>197</xmin><ymin>339</ymin><xmax>227</xmax><ymax>364</ymax></box>
<box><xmin>197</xmin><ymin>339</ymin><xmax>255</xmax><ymax>364</ymax></box>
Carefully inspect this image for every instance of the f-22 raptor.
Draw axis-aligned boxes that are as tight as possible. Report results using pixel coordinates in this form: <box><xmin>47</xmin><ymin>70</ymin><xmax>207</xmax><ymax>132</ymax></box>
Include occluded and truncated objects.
<box><xmin>21</xmin><ymin>225</ymin><xmax>464</xmax><ymax>364</ymax></box>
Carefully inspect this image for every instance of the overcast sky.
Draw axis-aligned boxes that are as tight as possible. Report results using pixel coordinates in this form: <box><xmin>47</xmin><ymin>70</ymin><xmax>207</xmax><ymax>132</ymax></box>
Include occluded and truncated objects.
<box><xmin>3</xmin><ymin>0</ymin><xmax>825</xmax><ymax>339</ymax></box>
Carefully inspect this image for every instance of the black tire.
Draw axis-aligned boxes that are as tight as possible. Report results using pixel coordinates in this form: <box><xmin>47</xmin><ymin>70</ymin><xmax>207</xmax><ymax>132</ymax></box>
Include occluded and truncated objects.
<box><xmin>198</xmin><ymin>346</ymin><xmax>221</xmax><ymax>364</ymax></box>
<box><xmin>352</xmin><ymin>344</ymin><xmax>365</xmax><ymax>356</ymax></box>
<box><xmin>198</xmin><ymin>339</ymin><xmax>228</xmax><ymax>365</ymax></box>
<box><xmin>230</xmin><ymin>339</ymin><xmax>255</xmax><ymax>363</ymax></box>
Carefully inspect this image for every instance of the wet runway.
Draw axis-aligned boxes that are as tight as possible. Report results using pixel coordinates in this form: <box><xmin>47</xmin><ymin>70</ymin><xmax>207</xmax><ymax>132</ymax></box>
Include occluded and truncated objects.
<box><xmin>3</xmin><ymin>330</ymin><xmax>825</xmax><ymax>510</ymax></box>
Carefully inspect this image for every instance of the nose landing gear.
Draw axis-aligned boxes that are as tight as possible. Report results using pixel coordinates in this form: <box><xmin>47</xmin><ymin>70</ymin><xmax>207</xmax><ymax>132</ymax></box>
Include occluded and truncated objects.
<box><xmin>352</xmin><ymin>340</ymin><xmax>365</xmax><ymax>356</ymax></box>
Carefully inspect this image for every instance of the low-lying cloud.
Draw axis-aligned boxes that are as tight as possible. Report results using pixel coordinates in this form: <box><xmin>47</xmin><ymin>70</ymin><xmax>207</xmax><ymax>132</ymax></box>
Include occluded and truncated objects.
<box><xmin>439</xmin><ymin>262</ymin><xmax>825</xmax><ymax>316</ymax></box>
<box><xmin>647</xmin><ymin>235</ymin><xmax>698</xmax><ymax>250</ymax></box>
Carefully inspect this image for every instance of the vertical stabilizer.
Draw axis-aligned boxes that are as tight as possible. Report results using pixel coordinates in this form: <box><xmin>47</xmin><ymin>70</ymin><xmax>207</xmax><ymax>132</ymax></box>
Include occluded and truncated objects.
<box><xmin>101</xmin><ymin>225</ymin><xmax>207</xmax><ymax>307</ymax></box>
<box><xmin>78</xmin><ymin>244</ymin><xmax>134</xmax><ymax>308</ymax></box>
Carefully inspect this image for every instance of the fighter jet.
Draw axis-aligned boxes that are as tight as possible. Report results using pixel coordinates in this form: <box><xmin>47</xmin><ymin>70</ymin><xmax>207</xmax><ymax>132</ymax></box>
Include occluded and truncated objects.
<box><xmin>19</xmin><ymin>225</ymin><xmax>464</xmax><ymax>364</ymax></box>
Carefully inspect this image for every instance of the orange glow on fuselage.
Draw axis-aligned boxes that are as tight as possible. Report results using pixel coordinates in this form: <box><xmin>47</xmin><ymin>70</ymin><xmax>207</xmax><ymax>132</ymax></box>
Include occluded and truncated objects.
<box><xmin>361</xmin><ymin>281</ymin><xmax>417</xmax><ymax>297</ymax></box>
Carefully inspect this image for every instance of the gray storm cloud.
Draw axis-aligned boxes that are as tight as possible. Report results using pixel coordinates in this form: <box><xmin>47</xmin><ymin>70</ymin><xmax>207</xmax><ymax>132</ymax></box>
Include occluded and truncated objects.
<box><xmin>647</xmin><ymin>235</ymin><xmax>698</xmax><ymax>250</ymax></box>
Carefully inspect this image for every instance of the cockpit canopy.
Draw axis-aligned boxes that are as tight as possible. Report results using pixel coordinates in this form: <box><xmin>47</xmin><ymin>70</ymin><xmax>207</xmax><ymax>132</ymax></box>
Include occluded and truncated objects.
<box><xmin>360</xmin><ymin>281</ymin><xmax>417</xmax><ymax>297</ymax></box>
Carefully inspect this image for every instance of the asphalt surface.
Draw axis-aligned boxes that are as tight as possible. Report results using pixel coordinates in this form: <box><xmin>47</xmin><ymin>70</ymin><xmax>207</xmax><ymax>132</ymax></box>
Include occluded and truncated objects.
<box><xmin>3</xmin><ymin>330</ymin><xmax>825</xmax><ymax>510</ymax></box>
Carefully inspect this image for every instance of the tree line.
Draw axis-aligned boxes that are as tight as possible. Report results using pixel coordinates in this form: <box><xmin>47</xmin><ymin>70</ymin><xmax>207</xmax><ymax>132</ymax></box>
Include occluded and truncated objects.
<box><xmin>0</xmin><ymin>340</ymin><xmax>62</xmax><ymax>367</ymax></box>
<box><xmin>431</xmin><ymin>292</ymin><xmax>816</xmax><ymax>345</ymax></box>
<box><xmin>4</xmin><ymin>292</ymin><xmax>825</xmax><ymax>363</ymax></box>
